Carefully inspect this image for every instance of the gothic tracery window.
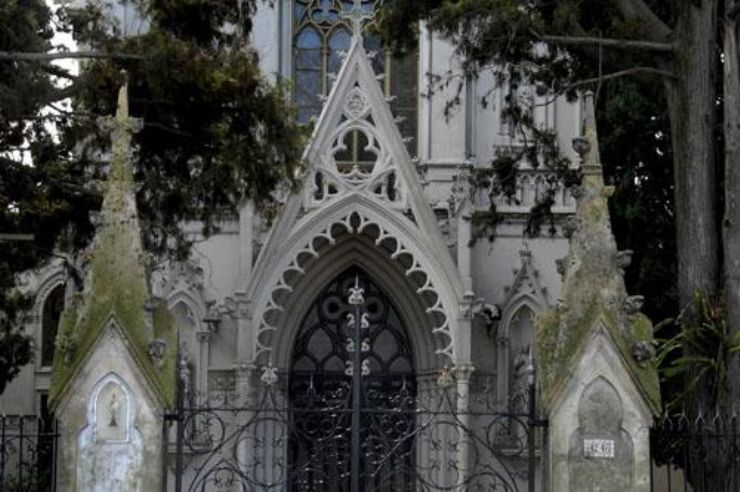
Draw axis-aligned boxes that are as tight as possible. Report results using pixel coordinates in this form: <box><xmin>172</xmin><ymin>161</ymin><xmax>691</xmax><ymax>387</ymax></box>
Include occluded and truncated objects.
<box><xmin>292</xmin><ymin>0</ymin><xmax>418</xmax><ymax>155</ymax></box>
<box><xmin>41</xmin><ymin>285</ymin><xmax>64</xmax><ymax>367</ymax></box>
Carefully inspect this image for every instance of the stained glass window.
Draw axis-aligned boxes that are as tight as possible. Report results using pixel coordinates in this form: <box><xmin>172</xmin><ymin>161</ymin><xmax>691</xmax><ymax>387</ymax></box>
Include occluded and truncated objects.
<box><xmin>293</xmin><ymin>0</ymin><xmax>418</xmax><ymax>154</ymax></box>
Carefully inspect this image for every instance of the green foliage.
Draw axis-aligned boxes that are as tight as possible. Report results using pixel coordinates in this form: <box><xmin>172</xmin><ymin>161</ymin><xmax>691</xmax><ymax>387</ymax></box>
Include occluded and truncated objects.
<box><xmin>655</xmin><ymin>292</ymin><xmax>739</xmax><ymax>411</ymax></box>
<box><xmin>599</xmin><ymin>78</ymin><xmax>677</xmax><ymax>323</ymax></box>
<box><xmin>63</xmin><ymin>0</ymin><xmax>305</xmax><ymax>256</ymax></box>
<box><xmin>0</xmin><ymin>0</ymin><xmax>305</xmax><ymax>393</ymax></box>
<box><xmin>381</xmin><ymin>0</ymin><xmax>599</xmax><ymax>240</ymax></box>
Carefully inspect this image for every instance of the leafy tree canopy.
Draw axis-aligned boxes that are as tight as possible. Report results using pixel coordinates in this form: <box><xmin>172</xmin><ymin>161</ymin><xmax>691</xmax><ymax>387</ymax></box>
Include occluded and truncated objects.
<box><xmin>379</xmin><ymin>0</ymin><xmax>740</xmax><ymax>427</ymax></box>
<box><xmin>0</xmin><ymin>0</ymin><xmax>305</xmax><ymax>393</ymax></box>
<box><xmin>379</xmin><ymin>0</ymin><xmax>680</xmax><ymax>309</ymax></box>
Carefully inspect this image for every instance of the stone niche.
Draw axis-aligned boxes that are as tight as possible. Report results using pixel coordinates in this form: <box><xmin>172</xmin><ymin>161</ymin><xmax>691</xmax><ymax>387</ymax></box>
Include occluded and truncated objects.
<box><xmin>548</xmin><ymin>328</ymin><xmax>653</xmax><ymax>492</ymax></box>
<box><xmin>568</xmin><ymin>377</ymin><xmax>634</xmax><ymax>491</ymax></box>
<box><xmin>54</xmin><ymin>323</ymin><xmax>165</xmax><ymax>491</ymax></box>
<box><xmin>77</xmin><ymin>374</ymin><xmax>143</xmax><ymax>490</ymax></box>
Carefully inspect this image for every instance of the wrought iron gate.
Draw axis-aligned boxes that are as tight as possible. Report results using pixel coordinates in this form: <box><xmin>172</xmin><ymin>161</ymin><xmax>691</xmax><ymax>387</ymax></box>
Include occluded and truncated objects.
<box><xmin>165</xmin><ymin>271</ymin><xmax>546</xmax><ymax>491</ymax></box>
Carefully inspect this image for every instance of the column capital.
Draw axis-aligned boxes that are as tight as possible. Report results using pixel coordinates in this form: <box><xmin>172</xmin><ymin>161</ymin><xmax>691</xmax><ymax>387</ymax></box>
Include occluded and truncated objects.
<box><xmin>454</xmin><ymin>363</ymin><xmax>476</xmax><ymax>381</ymax></box>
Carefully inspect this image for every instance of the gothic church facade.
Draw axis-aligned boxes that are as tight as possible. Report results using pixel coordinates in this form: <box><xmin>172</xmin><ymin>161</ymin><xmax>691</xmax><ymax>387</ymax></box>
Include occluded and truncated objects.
<box><xmin>3</xmin><ymin>0</ymin><xmax>580</xmax><ymax>448</ymax></box>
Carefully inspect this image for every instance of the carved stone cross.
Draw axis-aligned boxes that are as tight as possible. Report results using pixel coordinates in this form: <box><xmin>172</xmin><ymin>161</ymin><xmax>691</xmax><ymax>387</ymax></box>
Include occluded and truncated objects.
<box><xmin>97</xmin><ymin>70</ymin><xmax>143</xmax><ymax>171</ymax></box>
<box><xmin>341</xmin><ymin>0</ymin><xmax>374</xmax><ymax>40</ymax></box>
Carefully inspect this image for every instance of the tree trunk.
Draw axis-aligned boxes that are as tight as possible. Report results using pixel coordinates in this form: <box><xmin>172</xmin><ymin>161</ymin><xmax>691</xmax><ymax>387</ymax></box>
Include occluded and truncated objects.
<box><xmin>665</xmin><ymin>2</ymin><xmax>723</xmax><ymax>488</ymax></box>
<box><xmin>724</xmin><ymin>0</ymin><xmax>740</xmax><ymax>410</ymax></box>
<box><xmin>664</xmin><ymin>0</ymin><xmax>721</xmax><ymax>312</ymax></box>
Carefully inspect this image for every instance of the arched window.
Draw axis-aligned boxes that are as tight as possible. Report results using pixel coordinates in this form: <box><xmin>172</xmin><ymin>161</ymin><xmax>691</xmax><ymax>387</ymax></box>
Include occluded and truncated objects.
<box><xmin>293</xmin><ymin>0</ymin><xmax>418</xmax><ymax>154</ymax></box>
<box><xmin>41</xmin><ymin>285</ymin><xmax>65</xmax><ymax>367</ymax></box>
<box><xmin>289</xmin><ymin>266</ymin><xmax>415</xmax><ymax>489</ymax></box>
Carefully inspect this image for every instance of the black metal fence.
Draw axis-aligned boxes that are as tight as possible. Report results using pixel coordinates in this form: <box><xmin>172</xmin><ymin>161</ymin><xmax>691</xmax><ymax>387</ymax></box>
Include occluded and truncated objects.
<box><xmin>165</xmin><ymin>379</ymin><xmax>547</xmax><ymax>491</ymax></box>
<box><xmin>0</xmin><ymin>416</ymin><xmax>58</xmax><ymax>492</ymax></box>
<box><xmin>651</xmin><ymin>412</ymin><xmax>740</xmax><ymax>492</ymax></box>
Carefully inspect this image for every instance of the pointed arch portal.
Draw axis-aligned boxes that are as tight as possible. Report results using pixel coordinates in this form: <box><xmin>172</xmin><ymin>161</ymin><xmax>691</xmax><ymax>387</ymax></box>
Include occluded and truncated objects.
<box><xmin>165</xmin><ymin>18</ymin><xmax>543</xmax><ymax>492</ymax></box>
<box><xmin>288</xmin><ymin>266</ymin><xmax>416</xmax><ymax>490</ymax></box>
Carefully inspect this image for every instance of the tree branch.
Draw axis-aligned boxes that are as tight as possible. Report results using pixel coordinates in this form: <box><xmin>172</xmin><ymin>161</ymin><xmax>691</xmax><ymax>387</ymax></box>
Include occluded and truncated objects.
<box><xmin>537</xmin><ymin>66</ymin><xmax>676</xmax><ymax>106</ymax></box>
<box><xmin>38</xmin><ymin>83</ymin><xmax>83</xmax><ymax>106</ymax></box>
<box><xmin>0</xmin><ymin>51</ymin><xmax>145</xmax><ymax>62</ymax></box>
<box><xmin>574</xmin><ymin>66</ymin><xmax>676</xmax><ymax>84</ymax></box>
<box><xmin>611</xmin><ymin>0</ymin><xmax>673</xmax><ymax>42</ymax></box>
<box><xmin>41</xmin><ymin>64</ymin><xmax>77</xmax><ymax>80</ymax></box>
<box><xmin>536</xmin><ymin>33</ymin><xmax>674</xmax><ymax>53</ymax></box>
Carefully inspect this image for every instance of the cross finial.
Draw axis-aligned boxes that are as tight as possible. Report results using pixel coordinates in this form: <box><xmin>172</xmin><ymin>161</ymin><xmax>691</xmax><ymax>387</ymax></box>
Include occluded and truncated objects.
<box><xmin>341</xmin><ymin>0</ymin><xmax>374</xmax><ymax>40</ymax></box>
<box><xmin>112</xmin><ymin>70</ymin><xmax>143</xmax><ymax>134</ymax></box>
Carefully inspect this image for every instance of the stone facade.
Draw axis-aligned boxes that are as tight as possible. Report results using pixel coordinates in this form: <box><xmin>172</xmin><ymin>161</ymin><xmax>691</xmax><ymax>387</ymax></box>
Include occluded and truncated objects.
<box><xmin>0</xmin><ymin>2</ymin><xmax>664</xmax><ymax>491</ymax></box>
<box><xmin>2</xmin><ymin>1</ymin><xmax>580</xmax><ymax>418</ymax></box>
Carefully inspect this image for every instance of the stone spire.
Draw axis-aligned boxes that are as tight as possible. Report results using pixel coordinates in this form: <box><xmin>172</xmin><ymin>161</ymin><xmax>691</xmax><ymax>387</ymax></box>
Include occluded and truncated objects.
<box><xmin>536</xmin><ymin>92</ymin><xmax>660</xmax><ymax>415</ymax></box>
<box><xmin>50</xmin><ymin>73</ymin><xmax>176</xmax><ymax>408</ymax></box>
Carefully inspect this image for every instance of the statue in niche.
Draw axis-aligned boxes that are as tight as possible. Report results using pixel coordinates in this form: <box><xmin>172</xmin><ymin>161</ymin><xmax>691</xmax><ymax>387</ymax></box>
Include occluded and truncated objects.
<box><xmin>568</xmin><ymin>377</ymin><xmax>634</xmax><ymax>491</ymax></box>
<box><xmin>95</xmin><ymin>381</ymin><xmax>127</xmax><ymax>442</ymax></box>
<box><xmin>79</xmin><ymin>375</ymin><xmax>144</xmax><ymax>490</ymax></box>
<box><xmin>108</xmin><ymin>392</ymin><xmax>119</xmax><ymax>428</ymax></box>
<box><xmin>510</xmin><ymin>346</ymin><xmax>532</xmax><ymax>413</ymax></box>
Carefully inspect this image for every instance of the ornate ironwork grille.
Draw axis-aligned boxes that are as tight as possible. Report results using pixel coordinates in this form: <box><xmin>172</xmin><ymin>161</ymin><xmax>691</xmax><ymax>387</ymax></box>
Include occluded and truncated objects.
<box><xmin>289</xmin><ymin>267</ymin><xmax>416</xmax><ymax>490</ymax></box>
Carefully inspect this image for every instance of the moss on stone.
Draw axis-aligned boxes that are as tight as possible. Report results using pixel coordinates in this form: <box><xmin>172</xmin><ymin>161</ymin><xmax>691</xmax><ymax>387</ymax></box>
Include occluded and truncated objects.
<box><xmin>536</xmin><ymin>298</ymin><xmax>661</xmax><ymax>415</ymax></box>
<box><xmin>152</xmin><ymin>304</ymin><xmax>177</xmax><ymax>404</ymax></box>
<box><xmin>49</xmin><ymin>212</ymin><xmax>176</xmax><ymax>408</ymax></box>
<box><xmin>49</xmin><ymin>83</ymin><xmax>176</xmax><ymax>409</ymax></box>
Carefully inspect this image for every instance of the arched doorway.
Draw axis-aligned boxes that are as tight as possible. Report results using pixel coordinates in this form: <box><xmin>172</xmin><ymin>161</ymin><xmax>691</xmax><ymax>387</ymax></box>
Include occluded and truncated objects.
<box><xmin>288</xmin><ymin>266</ymin><xmax>416</xmax><ymax>490</ymax></box>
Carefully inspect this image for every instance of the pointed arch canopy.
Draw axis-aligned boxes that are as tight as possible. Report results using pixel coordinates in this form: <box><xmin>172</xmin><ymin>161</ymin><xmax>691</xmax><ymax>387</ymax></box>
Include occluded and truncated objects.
<box><xmin>244</xmin><ymin>32</ymin><xmax>466</xmax><ymax>368</ymax></box>
<box><xmin>245</xmin><ymin>193</ymin><xmax>464</xmax><ymax>367</ymax></box>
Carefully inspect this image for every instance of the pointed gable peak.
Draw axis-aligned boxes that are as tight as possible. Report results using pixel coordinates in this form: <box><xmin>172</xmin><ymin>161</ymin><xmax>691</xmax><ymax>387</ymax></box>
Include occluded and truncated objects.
<box><xmin>502</xmin><ymin>244</ymin><xmax>548</xmax><ymax>310</ymax></box>
<box><xmin>301</xmin><ymin>33</ymin><xmax>418</xmax><ymax>212</ymax></box>
<box><xmin>255</xmin><ymin>20</ymin><xmax>456</xmax><ymax>280</ymax></box>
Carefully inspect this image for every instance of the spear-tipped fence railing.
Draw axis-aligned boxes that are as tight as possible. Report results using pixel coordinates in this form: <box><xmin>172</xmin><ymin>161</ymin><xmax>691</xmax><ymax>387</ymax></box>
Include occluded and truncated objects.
<box><xmin>651</xmin><ymin>411</ymin><xmax>740</xmax><ymax>491</ymax></box>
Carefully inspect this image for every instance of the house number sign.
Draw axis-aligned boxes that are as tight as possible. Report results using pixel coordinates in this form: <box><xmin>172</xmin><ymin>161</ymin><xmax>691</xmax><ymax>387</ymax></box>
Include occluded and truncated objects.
<box><xmin>583</xmin><ymin>439</ymin><xmax>615</xmax><ymax>459</ymax></box>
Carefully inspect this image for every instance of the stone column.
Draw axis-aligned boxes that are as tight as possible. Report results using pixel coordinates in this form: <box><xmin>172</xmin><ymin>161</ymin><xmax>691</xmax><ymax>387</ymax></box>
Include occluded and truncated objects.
<box><xmin>197</xmin><ymin>314</ymin><xmax>218</xmax><ymax>403</ymax></box>
<box><xmin>456</xmin><ymin>200</ymin><xmax>474</xmax><ymax>294</ymax></box>
<box><xmin>454</xmin><ymin>363</ymin><xmax>475</xmax><ymax>485</ymax></box>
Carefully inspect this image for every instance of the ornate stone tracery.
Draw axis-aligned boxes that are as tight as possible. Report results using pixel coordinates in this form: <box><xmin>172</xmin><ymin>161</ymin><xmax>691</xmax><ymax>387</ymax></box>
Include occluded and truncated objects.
<box><xmin>306</xmin><ymin>78</ymin><xmax>408</xmax><ymax>210</ymax></box>
<box><xmin>252</xmin><ymin>202</ymin><xmax>456</xmax><ymax>364</ymax></box>
<box><xmin>248</xmin><ymin>33</ymin><xmax>464</xmax><ymax>368</ymax></box>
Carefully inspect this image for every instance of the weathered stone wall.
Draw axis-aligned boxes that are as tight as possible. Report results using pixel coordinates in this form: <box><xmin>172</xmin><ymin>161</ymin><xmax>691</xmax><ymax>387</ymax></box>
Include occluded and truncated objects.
<box><xmin>55</xmin><ymin>323</ymin><xmax>165</xmax><ymax>491</ymax></box>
